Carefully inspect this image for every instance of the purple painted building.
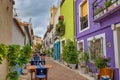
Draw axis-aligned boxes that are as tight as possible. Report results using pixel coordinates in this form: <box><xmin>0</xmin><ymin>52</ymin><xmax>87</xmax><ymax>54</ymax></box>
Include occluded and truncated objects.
<box><xmin>75</xmin><ymin>0</ymin><xmax>120</xmax><ymax>80</ymax></box>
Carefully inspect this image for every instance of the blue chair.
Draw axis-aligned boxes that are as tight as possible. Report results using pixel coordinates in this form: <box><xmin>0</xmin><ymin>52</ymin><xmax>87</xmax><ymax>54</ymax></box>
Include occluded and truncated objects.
<box><xmin>34</xmin><ymin>55</ymin><xmax>40</xmax><ymax>60</ymax></box>
<box><xmin>31</xmin><ymin>60</ymin><xmax>38</xmax><ymax>65</ymax></box>
<box><xmin>39</xmin><ymin>60</ymin><xmax>45</xmax><ymax>65</ymax></box>
<box><xmin>36</xmin><ymin>67</ymin><xmax>47</xmax><ymax>80</ymax></box>
<box><xmin>31</xmin><ymin>60</ymin><xmax>45</xmax><ymax>65</ymax></box>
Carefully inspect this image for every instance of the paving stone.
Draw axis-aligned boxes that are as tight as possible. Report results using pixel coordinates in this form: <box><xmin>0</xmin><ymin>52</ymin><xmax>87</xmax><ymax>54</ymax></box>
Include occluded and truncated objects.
<box><xmin>45</xmin><ymin>57</ymin><xmax>89</xmax><ymax>80</ymax></box>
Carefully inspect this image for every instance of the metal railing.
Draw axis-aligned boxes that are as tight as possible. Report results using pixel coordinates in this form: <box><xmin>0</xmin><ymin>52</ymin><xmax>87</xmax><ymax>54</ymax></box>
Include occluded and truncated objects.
<box><xmin>92</xmin><ymin>0</ymin><xmax>119</xmax><ymax>19</ymax></box>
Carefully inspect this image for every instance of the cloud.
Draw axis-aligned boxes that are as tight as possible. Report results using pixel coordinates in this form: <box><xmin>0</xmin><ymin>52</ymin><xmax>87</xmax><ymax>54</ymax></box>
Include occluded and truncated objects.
<box><xmin>14</xmin><ymin>0</ymin><xmax>58</xmax><ymax>38</ymax></box>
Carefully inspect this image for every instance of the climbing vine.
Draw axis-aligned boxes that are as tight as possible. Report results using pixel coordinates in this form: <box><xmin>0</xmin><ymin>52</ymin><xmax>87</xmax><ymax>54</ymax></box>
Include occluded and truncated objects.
<box><xmin>0</xmin><ymin>43</ymin><xmax>33</xmax><ymax>80</ymax></box>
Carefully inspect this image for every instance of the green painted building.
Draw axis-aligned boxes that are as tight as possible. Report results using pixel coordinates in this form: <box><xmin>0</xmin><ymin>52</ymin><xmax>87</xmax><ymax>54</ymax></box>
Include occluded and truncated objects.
<box><xmin>60</xmin><ymin>0</ymin><xmax>75</xmax><ymax>54</ymax></box>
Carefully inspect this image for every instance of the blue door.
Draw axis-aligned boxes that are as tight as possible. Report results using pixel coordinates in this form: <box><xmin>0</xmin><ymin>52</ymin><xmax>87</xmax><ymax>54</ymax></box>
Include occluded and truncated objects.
<box><xmin>53</xmin><ymin>43</ymin><xmax>57</xmax><ymax>60</ymax></box>
<box><xmin>54</xmin><ymin>41</ymin><xmax>60</xmax><ymax>60</ymax></box>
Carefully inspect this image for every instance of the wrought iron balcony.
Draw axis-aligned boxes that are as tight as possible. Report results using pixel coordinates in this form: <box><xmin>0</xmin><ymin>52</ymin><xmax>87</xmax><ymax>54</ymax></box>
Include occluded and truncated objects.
<box><xmin>92</xmin><ymin>0</ymin><xmax>120</xmax><ymax>22</ymax></box>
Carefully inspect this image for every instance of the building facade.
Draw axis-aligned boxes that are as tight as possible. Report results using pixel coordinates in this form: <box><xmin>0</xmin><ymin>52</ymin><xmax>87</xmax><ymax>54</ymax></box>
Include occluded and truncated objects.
<box><xmin>75</xmin><ymin>0</ymin><xmax>120</xmax><ymax>79</ymax></box>
<box><xmin>12</xmin><ymin>18</ymin><xmax>25</xmax><ymax>47</ymax></box>
<box><xmin>60</xmin><ymin>0</ymin><xmax>75</xmax><ymax>58</ymax></box>
<box><xmin>0</xmin><ymin>0</ymin><xmax>14</xmax><ymax>80</ymax></box>
<box><xmin>33</xmin><ymin>36</ymin><xmax>42</xmax><ymax>51</ymax></box>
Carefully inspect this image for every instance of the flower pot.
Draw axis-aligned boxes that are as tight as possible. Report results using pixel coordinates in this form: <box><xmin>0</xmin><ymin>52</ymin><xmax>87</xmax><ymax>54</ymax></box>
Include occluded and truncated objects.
<box><xmin>69</xmin><ymin>64</ymin><xmax>76</xmax><ymax>69</ymax></box>
<box><xmin>81</xmin><ymin>67</ymin><xmax>87</xmax><ymax>74</ymax></box>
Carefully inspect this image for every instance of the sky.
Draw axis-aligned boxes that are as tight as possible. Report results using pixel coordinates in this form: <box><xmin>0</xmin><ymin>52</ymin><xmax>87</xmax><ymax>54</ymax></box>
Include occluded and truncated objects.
<box><xmin>14</xmin><ymin>0</ymin><xmax>58</xmax><ymax>39</ymax></box>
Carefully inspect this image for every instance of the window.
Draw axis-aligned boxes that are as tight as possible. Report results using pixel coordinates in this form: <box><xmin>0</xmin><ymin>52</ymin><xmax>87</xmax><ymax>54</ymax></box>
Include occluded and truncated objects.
<box><xmin>79</xmin><ymin>0</ymin><xmax>89</xmax><ymax>31</ymax></box>
<box><xmin>77</xmin><ymin>41</ymin><xmax>84</xmax><ymax>52</ymax></box>
<box><xmin>87</xmin><ymin>33</ymin><xmax>106</xmax><ymax>61</ymax></box>
<box><xmin>77</xmin><ymin>40</ymin><xmax>84</xmax><ymax>60</ymax></box>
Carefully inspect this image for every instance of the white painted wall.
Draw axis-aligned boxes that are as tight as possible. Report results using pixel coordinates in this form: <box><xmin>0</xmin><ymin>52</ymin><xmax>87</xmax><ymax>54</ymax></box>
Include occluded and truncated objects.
<box><xmin>53</xmin><ymin>6</ymin><xmax>60</xmax><ymax>34</ymax></box>
<box><xmin>112</xmin><ymin>23</ymin><xmax>120</xmax><ymax>79</ymax></box>
<box><xmin>12</xmin><ymin>20</ymin><xmax>25</xmax><ymax>47</ymax></box>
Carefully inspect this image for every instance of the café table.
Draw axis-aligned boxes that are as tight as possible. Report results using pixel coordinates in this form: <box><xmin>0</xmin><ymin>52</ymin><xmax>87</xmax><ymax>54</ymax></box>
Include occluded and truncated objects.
<box><xmin>26</xmin><ymin>64</ymin><xmax>52</xmax><ymax>80</ymax></box>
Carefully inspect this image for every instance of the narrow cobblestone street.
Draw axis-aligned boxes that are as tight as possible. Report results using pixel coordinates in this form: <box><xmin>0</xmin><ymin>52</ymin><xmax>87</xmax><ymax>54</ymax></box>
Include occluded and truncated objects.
<box><xmin>46</xmin><ymin>57</ymin><xmax>88</xmax><ymax>80</ymax></box>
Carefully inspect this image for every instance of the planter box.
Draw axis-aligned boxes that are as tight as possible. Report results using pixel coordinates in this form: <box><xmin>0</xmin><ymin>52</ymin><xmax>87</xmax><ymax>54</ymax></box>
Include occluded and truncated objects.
<box><xmin>94</xmin><ymin>14</ymin><xmax>100</xmax><ymax>19</ymax></box>
<box><xmin>108</xmin><ymin>2</ymin><xmax>117</xmax><ymax>11</ymax></box>
<box><xmin>99</xmin><ymin>11</ymin><xmax>103</xmax><ymax>16</ymax></box>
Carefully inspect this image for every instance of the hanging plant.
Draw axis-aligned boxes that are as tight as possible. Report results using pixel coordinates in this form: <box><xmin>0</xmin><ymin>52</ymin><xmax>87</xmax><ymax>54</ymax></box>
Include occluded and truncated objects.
<box><xmin>58</xmin><ymin>15</ymin><xmax>64</xmax><ymax>21</ymax></box>
<box><xmin>55</xmin><ymin>15</ymin><xmax>65</xmax><ymax>36</ymax></box>
<box><xmin>0</xmin><ymin>43</ymin><xmax>8</xmax><ymax>64</ymax></box>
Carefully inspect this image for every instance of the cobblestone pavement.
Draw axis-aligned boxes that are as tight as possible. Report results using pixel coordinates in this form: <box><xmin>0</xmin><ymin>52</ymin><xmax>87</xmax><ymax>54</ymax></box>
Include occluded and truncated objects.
<box><xmin>46</xmin><ymin>57</ymin><xmax>88</xmax><ymax>80</ymax></box>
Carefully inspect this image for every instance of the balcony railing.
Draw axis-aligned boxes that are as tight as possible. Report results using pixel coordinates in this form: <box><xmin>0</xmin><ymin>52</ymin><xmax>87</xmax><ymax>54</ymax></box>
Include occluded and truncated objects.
<box><xmin>92</xmin><ymin>0</ymin><xmax>120</xmax><ymax>20</ymax></box>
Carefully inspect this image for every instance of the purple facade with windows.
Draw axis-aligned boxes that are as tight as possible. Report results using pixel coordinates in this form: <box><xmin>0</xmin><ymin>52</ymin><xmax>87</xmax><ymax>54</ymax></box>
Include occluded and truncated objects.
<box><xmin>75</xmin><ymin>0</ymin><xmax>120</xmax><ymax>80</ymax></box>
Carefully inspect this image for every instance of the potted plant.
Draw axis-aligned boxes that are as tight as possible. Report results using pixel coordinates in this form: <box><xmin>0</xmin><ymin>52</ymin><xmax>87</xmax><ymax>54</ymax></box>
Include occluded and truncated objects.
<box><xmin>94</xmin><ymin>6</ymin><xmax>104</xmax><ymax>16</ymax></box>
<box><xmin>68</xmin><ymin>51</ymin><xmax>79</xmax><ymax>69</ymax></box>
<box><xmin>63</xmin><ymin>39</ymin><xmax>79</xmax><ymax>69</ymax></box>
<box><xmin>56</xmin><ymin>15</ymin><xmax>65</xmax><ymax>37</ymax></box>
<box><xmin>104</xmin><ymin>0</ymin><xmax>113</xmax><ymax>10</ymax></box>
<box><xmin>79</xmin><ymin>51</ymin><xmax>89</xmax><ymax>73</ymax></box>
<box><xmin>95</xmin><ymin>55</ymin><xmax>111</xmax><ymax>69</ymax></box>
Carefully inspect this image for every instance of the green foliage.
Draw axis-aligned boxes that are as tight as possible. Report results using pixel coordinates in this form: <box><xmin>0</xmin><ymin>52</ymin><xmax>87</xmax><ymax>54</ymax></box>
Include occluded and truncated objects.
<box><xmin>104</xmin><ymin>0</ymin><xmax>112</xmax><ymax>8</ymax></box>
<box><xmin>7</xmin><ymin>45</ymin><xmax>20</xmax><ymax>67</ymax></box>
<box><xmin>36</xmin><ymin>43</ymin><xmax>42</xmax><ymax>52</ymax></box>
<box><xmin>89</xmin><ymin>46</ymin><xmax>98</xmax><ymax>61</ymax></box>
<box><xmin>0</xmin><ymin>43</ymin><xmax>8</xmax><ymax>64</ymax></box>
<box><xmin>55</xmin><ymin>20</ymin><xmax>65</xmax><ymax>36</ymax></box>
<box><xmin>94</xmin><ymin>6</ymin><xmax>104</xmax><ymax>15</ymax></box>
<box><xmin>45</xmin><ymin>49</ymin><xmax>51</xmax><ymax>57</ymax></box>
<box><xmin>63</xmin><ymin>40</ymin><xmax>79</xmax><ymax>64</ymax></box>
<box><xmin>21</xmin><ymin>44</ymin><xmax>33</xmax><ymax>63</ymax></box>
<box><xmin>95</xmin><ymin>55</ymin><xmax>111</xmax><ymax>69</ymax></box>
<box><xmin>80</xmin><ymin>51</ymin><xmax>89</xmax><ymax>63</ymax></box>
<box><xmin>18</xmin><ymin>44</ymin><xmax>33</xmax><ymax>66</ymax></box>
<box><xmin>6</xmin><ymin>45</ymin><xmax>20</xmax><ymax>80</ymax></box>
<box><xmin>6</xmin><ymin>71</ymin><xmax>18</xmax><ymax>80</ymax></box>
<box><xmin>6</xmin><ymin>44</ymin><xmax>33</xmax><ymax>80</ymax></box>
<box><xmin>0</xmin><ymin>43</ymin><xmax>33</xmax><ymax>80</ymax></box>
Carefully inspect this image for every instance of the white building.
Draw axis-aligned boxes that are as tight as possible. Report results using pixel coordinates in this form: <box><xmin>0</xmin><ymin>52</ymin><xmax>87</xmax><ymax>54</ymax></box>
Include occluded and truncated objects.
<box><xmin>12</xmin><ymin>18</ymin><xmax>25</xmax><ymax>47</ymax></box>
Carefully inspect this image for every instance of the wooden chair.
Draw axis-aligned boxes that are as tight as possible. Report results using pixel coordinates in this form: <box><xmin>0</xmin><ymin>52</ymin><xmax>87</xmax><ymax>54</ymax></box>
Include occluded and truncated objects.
<box><xmin>98</xmin><ymin>67</ymin><xmax>114</xmax><ymax>80</ymax></box>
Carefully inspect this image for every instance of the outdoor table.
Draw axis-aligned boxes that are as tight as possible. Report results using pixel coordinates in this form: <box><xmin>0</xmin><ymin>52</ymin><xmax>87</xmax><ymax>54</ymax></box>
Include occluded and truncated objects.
<box><xmin>26</xmin><ymin>64</ymin><xmax>52</xmax><ymax>80</ymax></box>
<box><xmin>26</xmin><ymin>65</ymin><xmax>36</xmax><ymax>80</ymax></box>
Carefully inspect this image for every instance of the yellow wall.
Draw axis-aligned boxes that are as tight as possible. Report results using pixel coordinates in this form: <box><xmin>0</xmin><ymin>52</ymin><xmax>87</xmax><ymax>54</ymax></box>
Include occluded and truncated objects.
<box><xmin>50</xmin><ymin>7</ymin><xmax>57</xmax><ymax>25</ymax></box>
<box><xmin>0</xmin><ymin>0</ymin><xmax>13</xmax><ymax>80</ymax></box>
<box><xmin>81</xmin><ymin>1</ymin><xmax>88</xmax><ymax>17</ymax></box>
<box><xmin>60</xmin><ymin>0</ymin><xmax>75</xmax><ymax>42</ymax></box>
